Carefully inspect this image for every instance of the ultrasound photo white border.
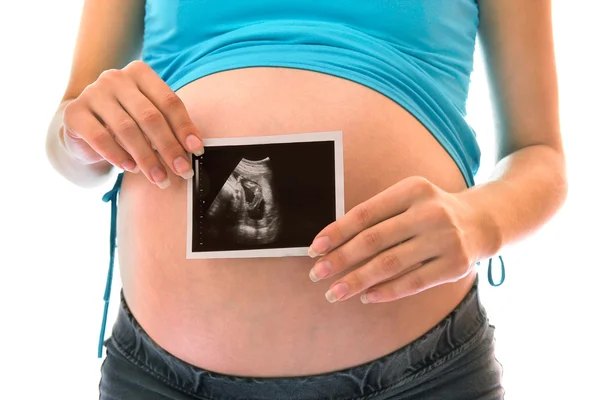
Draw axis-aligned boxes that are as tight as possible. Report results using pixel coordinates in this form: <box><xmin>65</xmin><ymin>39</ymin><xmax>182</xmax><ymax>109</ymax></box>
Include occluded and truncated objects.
<box><xmin>186</xmin><ymin>131</ymin><xmax>344</xmax><ymax>259</ymax></box>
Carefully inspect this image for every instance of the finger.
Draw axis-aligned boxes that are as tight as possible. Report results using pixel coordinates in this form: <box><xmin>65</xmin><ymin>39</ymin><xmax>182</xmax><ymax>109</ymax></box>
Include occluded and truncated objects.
<box><xmin>62</xmin><ymin>125</ymin><xmax>104</xmax><ymax>164</ymax></box>
<box><xmin>309</xmin><ymin>208</ymin><xmax>420</xmax><ymax>282</ymax></box>
<box><xmin>63</xmin><ymin>101</ymin><xmax>133</xmax><ymax>170</ymax></box>
<box><xmin>359</xmin><ymin>257</ymin><xmax>457</xmax><ymax>303</ymax></box>
<box><xmin>154</xmin><ymin>150</ymin><xmax>174</xmax><ymax>185</ymax></box>
<box><xmin>323</xmin><ymin>235</ymin><xmax>440</xmax><ymax>303</ymax></box>
<box><xmin>125</xmin><ymin>61</ymin><xmax>204</xmax><ymax>156</ymax></box>
<box><xmin>114</xmin><ymin>81</ymin><xmax>192</xmax><ymax>183</ymax></box>
<box><xmin>88</xmin><ymin>93</ymin><xmax>171</xmax><ymax>188</ymax></box>
<box><xmin>308</xmin><ymin>177</ymin><xmax>438</xmax><ymax>257</ymax></box>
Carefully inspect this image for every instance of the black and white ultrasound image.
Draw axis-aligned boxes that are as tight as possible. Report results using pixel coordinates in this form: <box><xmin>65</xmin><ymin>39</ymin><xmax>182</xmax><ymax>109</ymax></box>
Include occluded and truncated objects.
<box><xmin>191</xmin><ymin>141</ymin><xmax>337</xmax><ymax>254</ymax></box>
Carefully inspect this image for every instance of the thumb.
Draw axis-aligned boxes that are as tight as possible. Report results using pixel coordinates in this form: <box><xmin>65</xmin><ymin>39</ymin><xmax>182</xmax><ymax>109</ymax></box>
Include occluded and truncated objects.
<box><xmin>62</xmin><ymin>125</ymin><xmax>105</xmax><ymax>164</ymax></box>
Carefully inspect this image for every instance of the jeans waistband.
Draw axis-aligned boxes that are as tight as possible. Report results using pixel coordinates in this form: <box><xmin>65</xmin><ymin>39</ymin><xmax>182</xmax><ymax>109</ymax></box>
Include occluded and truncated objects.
<box><xmin>109</xmin><ymin>277</ymin><xmax>487</xmax><ymax>400</ymax></box>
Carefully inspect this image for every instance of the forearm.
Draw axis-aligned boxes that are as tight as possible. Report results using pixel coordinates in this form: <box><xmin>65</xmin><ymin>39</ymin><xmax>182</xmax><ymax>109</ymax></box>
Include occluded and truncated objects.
<box><xmin>45</xmin><ymin>100</ymin><xmax>113</xmax><ymax>188</ymax></box>
<box><xmin>460</xmin><ymin>144</ymin><xmax>568</xmax><ymax>259</ymax></box>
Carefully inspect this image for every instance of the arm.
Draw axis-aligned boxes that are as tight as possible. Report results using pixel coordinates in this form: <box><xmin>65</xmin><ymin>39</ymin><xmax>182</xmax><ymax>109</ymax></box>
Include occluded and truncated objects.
<box><xmin>305</xmin><ymin>0</ymin><xmax>567</xmax><ymax>303</ymax></box>
<box><xmin>46</xmin><ymin>0</ymin><xmax>145</xmax><ymax>187</ymax></box>
<box><xmin>459</xmin><ymin>0</ymin><xmax>567</xmax><ymax>256</ymax></box>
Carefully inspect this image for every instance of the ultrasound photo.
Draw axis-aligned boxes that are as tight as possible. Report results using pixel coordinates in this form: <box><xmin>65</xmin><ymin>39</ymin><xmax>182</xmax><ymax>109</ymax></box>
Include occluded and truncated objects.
<box><xmin>186</xmin><ymin>131</ymin><xmax>344</xmax><ymax>258</ymax></box>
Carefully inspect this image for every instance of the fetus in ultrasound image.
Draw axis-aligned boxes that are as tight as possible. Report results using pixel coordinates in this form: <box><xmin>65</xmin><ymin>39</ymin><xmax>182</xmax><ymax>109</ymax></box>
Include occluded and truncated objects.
<box><xmin>190</xmin><ymin>136</ymin><xmax>340</xmax><ymax>256</ymax></box>
<box><xmin>206</xmin><ymin>157</ymin><xmax>282</xmax><ymax>245</ymax></box>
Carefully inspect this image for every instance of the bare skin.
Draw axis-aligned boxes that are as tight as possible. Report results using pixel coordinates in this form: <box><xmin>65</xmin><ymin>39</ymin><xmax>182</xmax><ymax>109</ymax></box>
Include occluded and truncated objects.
<box><xmin>47</xmin><ymin>0</ymin><xmax>566</xmax><ymax>378</ymax></box>
<box><xmin>117</xmin><ymin>67</ymin><xmax>476</xmax><ymax>376</ymax></box>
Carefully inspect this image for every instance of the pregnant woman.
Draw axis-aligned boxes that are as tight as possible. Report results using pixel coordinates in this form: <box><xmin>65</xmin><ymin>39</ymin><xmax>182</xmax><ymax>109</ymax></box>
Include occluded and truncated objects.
<box><xmin>46</xmin><ymin>1</ymin><xmax>566</xmax><ymax>399</ymax></box>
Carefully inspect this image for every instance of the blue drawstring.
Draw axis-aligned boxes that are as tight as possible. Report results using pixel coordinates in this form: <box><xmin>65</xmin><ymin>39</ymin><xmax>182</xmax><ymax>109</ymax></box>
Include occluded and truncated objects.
<box><xmin>98</xmin><ymin>172</ymin><xmax>124</xmax><ymax>358</ymax></box>
<box><xmin>487</xmin><ymin>255</ymin><xmax>505</xmax><ymax>287</ymax></box>
<box><xmin>478</xmin><ymin>255</ymin><xmax>506</xmax><ymax>287</ymax></box>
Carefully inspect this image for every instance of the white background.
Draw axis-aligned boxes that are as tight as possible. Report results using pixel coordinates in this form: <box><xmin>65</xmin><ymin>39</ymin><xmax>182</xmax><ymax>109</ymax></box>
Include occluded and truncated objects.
<box><xmin>1</xmin><ymin>1</ymin><xmax>598</xmax><ymax>399</ymax></box>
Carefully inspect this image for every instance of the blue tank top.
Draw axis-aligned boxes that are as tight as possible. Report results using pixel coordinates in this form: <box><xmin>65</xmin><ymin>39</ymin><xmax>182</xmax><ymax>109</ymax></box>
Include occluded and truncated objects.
<box><xmin>142</xmin><ymin>0</ymin><xmax>481</xmax><ymax>184</ymax></box>
<box><xmin>97</xmin><ymin>0</ymin><xmax>507</xmax><ymax>357</ymax></box>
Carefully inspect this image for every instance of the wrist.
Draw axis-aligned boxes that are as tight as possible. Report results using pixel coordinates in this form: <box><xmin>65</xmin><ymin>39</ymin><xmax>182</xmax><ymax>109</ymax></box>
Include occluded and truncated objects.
<box><xmin>458</xmin><ymin>185</ymin><xmax>504</xmax><ymax>260</ymax></box>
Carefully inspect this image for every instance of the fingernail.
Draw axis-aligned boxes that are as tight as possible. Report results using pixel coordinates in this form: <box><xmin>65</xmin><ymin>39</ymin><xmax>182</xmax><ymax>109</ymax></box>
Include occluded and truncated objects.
<box><xmin>186</xmin><ymin>135</ymin><xmax>204</xmax><ymax>157</ymax></box>
<box><xmin>325</xmin><ymin>282</ymin><xmax>349</xmax><ymax>303</ymax></box>
<box><xmin>150</xmin><ymin>166</ymin><xmax>170</xmax><ymax>189</ymax></box>
<box><xmin>156</xmin><ymin>178</ymin><xmax>171</xmax><ymax>189</ymax></box>
<box><xmin>309</xmin><ymin>260</ymin><xmax>331</xmax><ymax>282</ymax></box>
<box><xmin>122</xmin><ymin>160</ymin><xmax>138</xmax><ymax>173</ymax></box>
<box><xmin>361</xmin><ymin>291</ymin><xmax>381</xmax><ymax>304</ymax></box>
<box><xmin>308</xmin><ymin>236</ymin><xmax>331</xmax><ymax>258</ymax></box>
<box><xmin>173</xmin><ymin>156</ymin><xmax>194</xmax><ymax>179</ymax></box>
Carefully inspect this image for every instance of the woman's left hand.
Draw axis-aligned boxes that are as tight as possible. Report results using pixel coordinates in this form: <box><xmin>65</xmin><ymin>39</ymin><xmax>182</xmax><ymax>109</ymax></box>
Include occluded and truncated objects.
<box><xmin>307</xmin><ymin>176</ymin><xmax>497</xmax><ymax>303</ymax></box>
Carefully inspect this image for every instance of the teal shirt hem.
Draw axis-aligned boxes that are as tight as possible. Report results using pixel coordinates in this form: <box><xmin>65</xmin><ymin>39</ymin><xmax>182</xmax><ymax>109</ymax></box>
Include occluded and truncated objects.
<box><xmin>169</xmin><ymin>61</ymin><xmax>476</xmax><ymax>188</ymax></box>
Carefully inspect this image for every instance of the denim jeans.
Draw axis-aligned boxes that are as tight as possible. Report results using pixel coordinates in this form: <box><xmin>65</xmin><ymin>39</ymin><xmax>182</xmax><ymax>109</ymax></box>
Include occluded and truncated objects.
<box><xmin>99</xmin><ymin>277</ymin><xmax>504</xmax><ymax>399</ymax></box>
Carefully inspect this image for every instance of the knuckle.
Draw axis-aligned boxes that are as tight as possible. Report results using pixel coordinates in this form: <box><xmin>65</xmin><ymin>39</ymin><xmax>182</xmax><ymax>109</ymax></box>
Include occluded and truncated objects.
<box><xmin>454</xmin><ymin>249</ymin><xmax>471</xmax><ymax>272</ymax></box>
<box><xmin>126</xmin><ymin>60</ymin><xmax>147</xmax><ymax>72</ymax></box>
<box><xmin>88</xmin><ymin>128</ymin><xmax>109</xmax><ymax>143</ymax></box>
<box><xmin>62</xmin><ymin>101</ymin><xmax>80</xmax><ymax>122</ymax></box>
<box><xmin>136</xmin><ymin>151</ymin><xmax>157</xmax><ymax>166</ymax></box>
<box><xmin>79</xmin><ymin>83</ymin><xmax>97</xmax><ymax>100</ymax></box>
<box><xmin>114</xmin><ymin>118</ymin><xmax>139</xmax><ymax>136</ymax></box>
<box><xmin>361</xmin><ymin>229</ymin><xmax>381</xmax><ymax>249</ymax></box>
<box><xmin>160</xmin><ymin>91</ymin><xmax>183</xmax><ymax>109</ymax></box>
<box><xmin>176</xmin><ymin>120</ymin><xmax>198</xmax><ymax>135</ymax></box>
<box><xmin>139</xmin><ymin>108</ymin><xmax>163</xmax><ymax>125</ymax></box>
<box><xmin>354</xmin><ymin>204</ymin><xmax>372</xmax><ymax>228</ymax></box>
<box><xmin>405</xmin><ymin>274</ymin><xmax>423</xmax><ymax>293</ymax></box>
<box><xmin>334</xmin><ymin>247</ymin><xmax>348</xmax><ymax>267</ymax></box>
<box><xmin>437</xmin><ymin>203</ymin><xmax>452</xmax><ymax>221</ymax></box>
<box><xmin>347</xmin><ymin>272</ymin><xmax>365</xmax><ymax>289</ymax></box>
<box><xmin>381</xmin><ymin>254</ymin><xmax>401</xmax><ymax>273</ymax></box>
<box><xmin>332</xmin><ymin>223</ymin><xmax>345</xmax><ymax>244</ymax></box>
<box><xmin>159</xmin><ymin>140</ymin><xmax>184</xmax><ymax>158</ymax></box>
<box><xmin>410</xmin><ymin>176</ymin><xmax>435</xmax><ymax>198</ymax></box>
<box><xmin>98</xmin><ymin>69</ymin><xmax>121</xmax><ymax>83</ymax></box>
<box><xmin>78</xmin><ymin>84</ymin><xmax>94</xmax><ymax>100</ymax></box>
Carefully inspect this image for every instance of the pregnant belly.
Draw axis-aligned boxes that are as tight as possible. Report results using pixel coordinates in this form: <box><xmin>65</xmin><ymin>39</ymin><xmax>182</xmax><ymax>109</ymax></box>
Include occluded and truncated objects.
<box><xmin>116</xmin><ymin>67</ymin><xmax>476</xmax><ymax>377</ymax></box>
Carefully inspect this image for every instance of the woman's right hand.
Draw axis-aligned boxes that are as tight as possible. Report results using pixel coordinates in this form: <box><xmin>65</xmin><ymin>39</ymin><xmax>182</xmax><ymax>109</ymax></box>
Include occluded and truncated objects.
<box><xmin>62</xmin><ymin>60</ymin><xmax>204</xmax><ymax>188</ymax></box>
